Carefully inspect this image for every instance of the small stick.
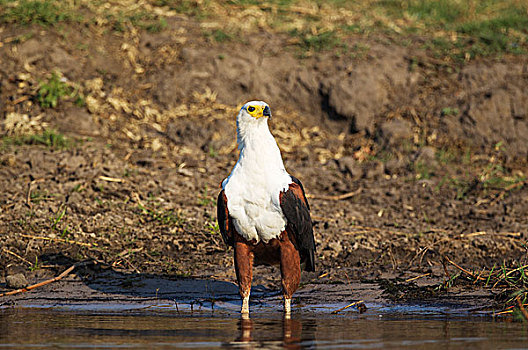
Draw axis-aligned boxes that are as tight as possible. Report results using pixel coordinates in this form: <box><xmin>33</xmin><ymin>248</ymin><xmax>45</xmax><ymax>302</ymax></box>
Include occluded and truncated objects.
<box><xmin>311</xmin><ymin>215</ymin><xmax>334</xmax><ymax>222</ymax></box>
<box><xmin>443</xmin><ymin>255</ymin><xmax>486</xmax><ymax>280</ymax></box>
<box><xmin>133</xmin><ymin>192</ymin><xmax>146</xmax><ymax>209</ymax></box>
<box><xmin>342</xmin><ymin>231</ymin><xmax>370</xmax><ymax>235</ymax></box>
<box><xmin>174</xmin><ymin>300</ymin><xmax>180</xmax><ymax>314</ymax></box>
<box><xmin>460</xmin><ymin>231</ymin><xmax>486</xmax><ymax>238</ymax></box>
<box><xmin>12</xmin><ymin>95</ymin><xmax>30</xmax><ymax>105</ymax></box>
<box><xmin>516</xmin><ymin>295</ymin><xmax>528</xmax><ymax>321</ymax></box>
<box><xmin>473</xmin><ymin>267</ymin><xmax>486</xmax><ymax>284</ymax></box>
<box><xmin>306</xmin><ymin>188</ymin><xmax>362</xmax><ymax>201</ymax></box>
<box><xmin>331</xmin><ymin>300</ymin><xmax>364</xmax><ymax>314</ymax></box>
<box><xmin>505</xmin><ymin>264</ymin><xmax>528</xmax><ymax>277</ymax></box>
<box><xmin>0</xmin><ymin>263</ymin><xmax>77</xmax><ymax>297</ymax></box>
<box><xmin>26</xmin><ymin>178</ymin><xmax>45</xmax><ymax>208</ymax></box>
<box><xmin>404</xmin><ymin>273</ymin><xmax>431</xmax><ymax>283</ymax></box>
<box><xmin>122</xmin><ymin>256</ymin><xmax>140</xmax><ymax>274</ymax></box>
<box><xmin>98</xmin><ymin>175</ymin><xmax>125</xmax><ymax>183</ymax></box>
<box><xmin>492</xmin><ymin>180</ymin><xmax>527</xmax><ymax>204</ymax></box>
<box><xmin>2</xmin><ymin>248</ymin><xmax>32</xmax><ymax>266</ymax></box>
<box><xmin>491</xmin><ymin>232</ymin><xmax>521</xmax><ymax>237</ymax></box>
<box><xmin>440</xmin><ymin>257</ymin><xmax>450</xmax><ymax>279</ymax></box>
<box><xmin>19</xmin><ymin>234</ymin><xmax>97</xmax><ymax>248</ymax></box>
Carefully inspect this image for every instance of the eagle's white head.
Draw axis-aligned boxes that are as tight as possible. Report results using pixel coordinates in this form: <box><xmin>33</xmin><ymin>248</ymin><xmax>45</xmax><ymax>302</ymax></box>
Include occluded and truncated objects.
<box><xmin>238</xmin><ymin>100</ymin><xmax>272</xmax><ymax>121</ymax></box>
<box><xmin>236</xmin><ymin>100</ymin><xmax>273</xmax><ymax>147</ymax></box>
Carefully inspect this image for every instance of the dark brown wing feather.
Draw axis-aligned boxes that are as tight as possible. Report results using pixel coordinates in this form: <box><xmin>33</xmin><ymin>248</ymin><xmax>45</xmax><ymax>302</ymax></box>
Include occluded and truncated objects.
<box><xmin>280</xmin><ymin>178</ymin><xmax>316</xmax><ymax>272</ymax></box>
<box><xmin>217</xmin><ymin>190</ymin><xmax>234</xmax><ymax>246</ymax></box>
<box><xmin>290</xmin><ymin>175</ymin><xmax>310</xmax><ymax>210</ymax></box>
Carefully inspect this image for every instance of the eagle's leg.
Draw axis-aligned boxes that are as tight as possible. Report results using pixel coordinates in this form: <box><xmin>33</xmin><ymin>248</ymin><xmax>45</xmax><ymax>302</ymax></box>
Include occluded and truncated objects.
<box><xmin>279</xmin><ymin>238</ymin><xmax>301</xmax><ymax>315</ymax></box>
<box><xmin>234</xmin><ymin>242</ymin><xmax>254</xmax><ymax>314</ymax></box>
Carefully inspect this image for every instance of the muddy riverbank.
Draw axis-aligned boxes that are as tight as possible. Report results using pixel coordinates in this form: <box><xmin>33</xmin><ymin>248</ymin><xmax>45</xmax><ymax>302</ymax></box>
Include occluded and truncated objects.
<box><xmin>1</xmin><ymin>1</ymin><xmax>527</xmax><ymax>315</ymax></box>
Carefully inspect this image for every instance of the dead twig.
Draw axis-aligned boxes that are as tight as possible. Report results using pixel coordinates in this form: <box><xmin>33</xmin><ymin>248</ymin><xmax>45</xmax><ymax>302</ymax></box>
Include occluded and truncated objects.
<box><xmin>491</xmin><ymin>180</ymin><xmax>527</xmax><ymax>204</ymax></box>
<box><xmin>443</xmin><ymin>255</ymin><xmax>486</xmax><ymax>281</ymax></box>
<box><xmin>0</xmin><ymin>261</ymin><xmax>89</xmax><ymax>297</ymax></box>
<box><xmin>407</xmin><ymin>246</ymin><xmax>429</xmax><ymax>267</ymax></box>
<box><xmin>331</xmin><ymin>300</ymin><xmax>365</xmax><ymax>314</ymax></box>
<box><xmin>440</xmin><ymin>256</ymin><xmax>450</xmax><ymax>279</ymax></box>
<box><xmin>19</xmin><ymin>234</ymin><xmax>98</xmax><ymax>248</ymax></box>
<box><xmin>460</xmin><ymin>231</ymin><xmax>486</xmax><ymax>238</ymax></box>
<box><xmin>506</xmin><ymin>264</ymin><xmax>528</xmax><ymax>277</ymax></box>
<box><xmin>26</xmin><ymin>178</ymin><xmax>45</xmax><ymax>208</ymax></box>
<box><xmin>404</xmin><ymin>273</ymin><xmax>431</xmax><ymax>283</ymax></box>
<box><xmin>342</xmin><ymin>230</ymin><xmax>369</xmax><ymax>235</ymax></box>
<box><xmin>2</xmin><ymin>248</ymin><xmax>32</xmax><ymax>266</ymax></box>
<box><xmin>123</xmin><ymin>256</ymin><xmax>141</xmax><ymax>274</ymax></box>
<box><xmin>98</xmin><ymin>175</ymin><xmax>126</xmax><ymax>183</ymax></box>
<box><xmin>311</xmin><ymin>215</ymin><xmax>334</xmax><ymax>222</ymax></box>
<box><xmin>306</xmin><ymin>188</ymin><xmax>361</xmax><ymax>201</ymax></box>
<box><xmin>12</xmin><ymin>95</ymin><xmax>30</xmax><ymax>105</ymax></box>
<box><xmin>516</xmin><ymin>295</ymin><xmax>528</xmax><ymax>321</ymax></box>
<box><xmin>132</xmin><ymin>192</ymin><xmax>146</xmax><ymax>208</ymax></box>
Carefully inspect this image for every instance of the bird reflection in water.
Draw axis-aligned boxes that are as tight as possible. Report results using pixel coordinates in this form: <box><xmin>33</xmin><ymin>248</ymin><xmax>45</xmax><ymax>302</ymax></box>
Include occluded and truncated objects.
<box><xmin>231</xmin><ymin>314</ymin><xmax>311</xmax><ymax>349</ymax></box>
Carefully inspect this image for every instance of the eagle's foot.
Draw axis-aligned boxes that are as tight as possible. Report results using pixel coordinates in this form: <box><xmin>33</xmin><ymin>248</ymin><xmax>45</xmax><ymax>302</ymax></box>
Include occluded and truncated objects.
<box><xmin>283</xmin><ymin>298</ymin><xmax>291</xmax><ymax>316</ymax></box>
<box><xmin>241</xmin><ymin>296</ymin><xmax>250</xmax><ymax>314</ymax></box>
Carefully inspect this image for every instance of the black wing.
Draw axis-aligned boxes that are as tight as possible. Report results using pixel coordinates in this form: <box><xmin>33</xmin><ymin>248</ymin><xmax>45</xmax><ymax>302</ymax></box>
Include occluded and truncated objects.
<box><xmin>217</xmin><ymin>190</ymin><xmax>234</xmax><ymax>246</ymax></box>
<box><xmin>290</xmin><ymin>175</ymin><xmax>310</xmax><ymax>210</ymax></box>
<box><xmin>280</xmin><ymin>179</ymin><xmax>316</xmax><ymax>272</ymax></box>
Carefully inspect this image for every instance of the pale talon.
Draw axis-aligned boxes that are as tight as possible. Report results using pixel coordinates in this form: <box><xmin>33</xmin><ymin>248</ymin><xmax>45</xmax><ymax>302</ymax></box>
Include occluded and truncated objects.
<box><xmin>241</xmin><ymin>296</ymin><xmax>250</xmax><ymax>314</ymax></box>
<box><xmin>284</xmin><ymin>298</ymin><xmax>291</xmax><ymax>315</ymax></box>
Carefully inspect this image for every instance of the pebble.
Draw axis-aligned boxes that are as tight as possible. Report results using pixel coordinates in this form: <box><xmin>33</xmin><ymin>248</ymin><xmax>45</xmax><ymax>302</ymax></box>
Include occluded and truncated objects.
<box><xmin>6</xmin><ymin>273</ymin><xmax>28</xmax><ymax>289</ymax></box>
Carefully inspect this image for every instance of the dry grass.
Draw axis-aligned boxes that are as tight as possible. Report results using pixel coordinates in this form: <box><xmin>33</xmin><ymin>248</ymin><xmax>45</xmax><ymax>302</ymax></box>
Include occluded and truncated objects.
<box><xmin>440</xmin><ymin>257</ymin><xmax>528</xmax><ymax>320</ymax></box>
<box><xmin>2</xmin><ymin>0</ymin><xmax>526</xmax><ymax>59</ymax></box>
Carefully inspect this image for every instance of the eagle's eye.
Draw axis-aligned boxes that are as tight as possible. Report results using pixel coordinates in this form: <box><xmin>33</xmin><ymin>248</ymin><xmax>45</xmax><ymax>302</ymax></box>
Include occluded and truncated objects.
<box><xmin>247</xmin><ymin>106</ymin><xmax>256</xmax><ymax>112</ymax></box>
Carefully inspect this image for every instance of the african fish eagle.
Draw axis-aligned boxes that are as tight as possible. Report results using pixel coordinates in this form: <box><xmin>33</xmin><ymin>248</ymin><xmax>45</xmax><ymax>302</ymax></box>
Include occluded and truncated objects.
<box><xmin>217</xmin><ymin>101</ymin><xmax>315</xmax><ymax>315</ymax></box>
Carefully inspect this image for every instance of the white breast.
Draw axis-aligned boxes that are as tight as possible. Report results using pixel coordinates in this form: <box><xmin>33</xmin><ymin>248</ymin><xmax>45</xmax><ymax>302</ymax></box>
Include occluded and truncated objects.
<box><xmin>222</xmin><ymin>119</ymin><xmax>291</xmax><ymax>243</ymax></box>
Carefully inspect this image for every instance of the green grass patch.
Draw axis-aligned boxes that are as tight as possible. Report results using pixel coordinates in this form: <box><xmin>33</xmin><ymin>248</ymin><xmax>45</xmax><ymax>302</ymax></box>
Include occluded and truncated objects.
<box><xmin>290</xmin><ymin>29</ymin><xmax>341</xmax><ymax>54</ymax></box>
<box><xmin>151</xmin><ymin>0</ymin><xmax>206</xmax><ymax>17</ymax></box>
<box><xmin>138</xmin><ymin>203</ymin><xmax>184</xmax><ymax>226</ymax></box>
<box><xmin>197</xmin><ymin>186</ymin><xmax>217</xmax><ymax>206</ymax></box>
<box><xmin>206</xmin><ymin>29</ymin><xmax>233</xmax><ymax>43</ymax></box>
<box><xmin>145</xmin><ymin>17</ymin><xmax>168</xmax><ymax>32</ymax></box>
<box><xmin>226</xmin><ymin>0</ymin><xmax>295</xmax><ymax>6</ymax></box>
<box><xmin>479</xmin><ymin>164</ymin><xmax>526</xmax><ymax>191</ymax></box>
<box><xmin>37</xmin><ymin>72</ymin><xmax>72</xmax><ymax>108</ymax></box>
<box><xmin>0</xmin><ymin>0</ymin><xmax>77</xmax><ymax>26</ymax></box>
<box><xmin>375</xmin><ymin>0</ymin><xmax>528</xmax><ymax>59</ymax></box>
<box><xmin>3</xmin><ymin>129</ymin><xmax>72</xmax><ymax>149</ymax></box>
<box><xmin>106</xmin><ymin>10</ymin><xmax>168</xmax><ymax>33</ymax></box>
<box><xmin>29</xmin><ymin>189</ymin><xmax>56</xmax><ymax>204</ymax></box>
<box><xmin>441</xmin><ymin>107</ymin><xmax>459</xmax><ymax>116</ymax></box>
<box><xmin>413</xmin><ymin>161</ymin><xmax>434</xmax><ymax>180</ymax></box>
<box><xmin>436</xmin><ymin>148</ymin><xmax>457</xmax><ymax>164</ymax></box>
<box><xmin>205</xmin><ymin>221</ymin><xmax>220</xmax><ymax>235</ymax></box>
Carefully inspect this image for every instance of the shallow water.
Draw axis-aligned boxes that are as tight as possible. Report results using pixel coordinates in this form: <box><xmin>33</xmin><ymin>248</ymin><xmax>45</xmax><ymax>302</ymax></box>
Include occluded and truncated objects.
<box><xmin>1</xmin><ymin>305</ymin><xmax>527</xmax><ymax>349</ymax></box>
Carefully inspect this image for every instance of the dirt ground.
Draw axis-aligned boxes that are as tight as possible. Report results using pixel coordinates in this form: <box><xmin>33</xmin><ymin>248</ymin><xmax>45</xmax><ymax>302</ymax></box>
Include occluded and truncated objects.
<box><xmin>1</xmin><ymin>7</ymin><xmax>527</xmax><ymax>311</ymax></box>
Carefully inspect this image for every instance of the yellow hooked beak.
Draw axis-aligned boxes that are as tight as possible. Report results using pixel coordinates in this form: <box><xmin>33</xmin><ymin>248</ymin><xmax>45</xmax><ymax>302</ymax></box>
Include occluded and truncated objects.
<box><xmin>247</xmin><ymin>105</ymin><xmax>272</xmax><ymax>119</ymax></box>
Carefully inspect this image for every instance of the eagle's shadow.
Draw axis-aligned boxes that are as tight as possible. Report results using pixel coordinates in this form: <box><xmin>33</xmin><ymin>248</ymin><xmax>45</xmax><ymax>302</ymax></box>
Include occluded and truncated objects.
<box><xmin>33</xmin><ymin>253</ymin><xmax>279</xmax><ymax>312</ymax></box>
